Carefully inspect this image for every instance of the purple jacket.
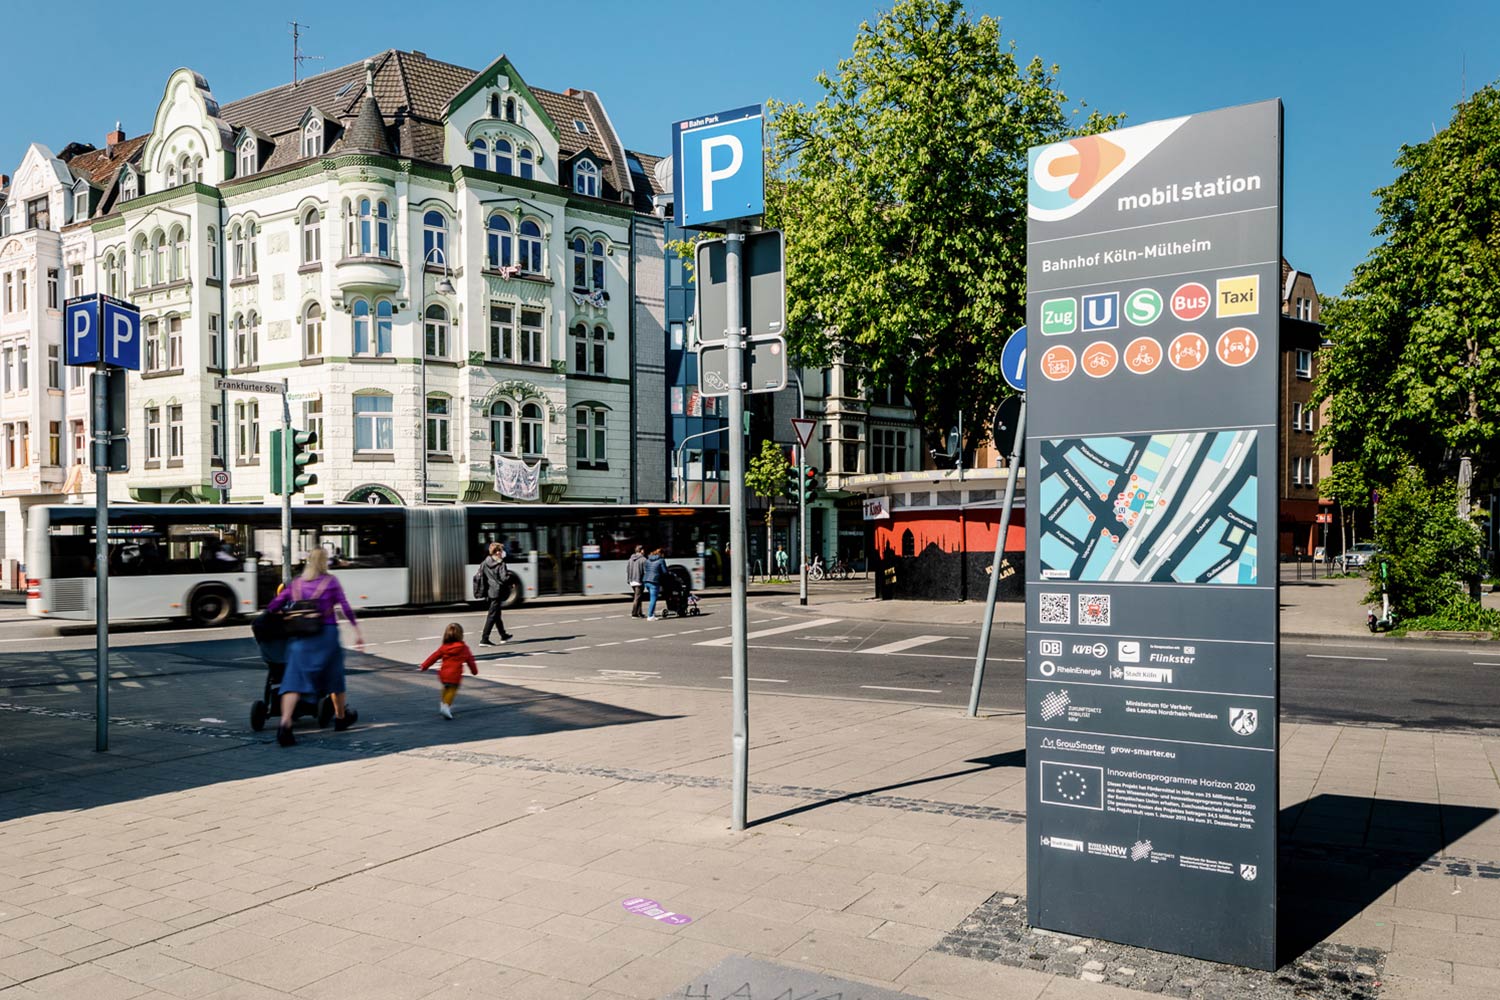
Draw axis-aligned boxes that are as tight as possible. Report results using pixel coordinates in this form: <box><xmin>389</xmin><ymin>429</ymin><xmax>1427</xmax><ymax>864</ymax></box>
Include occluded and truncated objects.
<box><xmin>267</xmin><ymin>573</ymin><xmax>358</xmax><ymax>626</ymax></box>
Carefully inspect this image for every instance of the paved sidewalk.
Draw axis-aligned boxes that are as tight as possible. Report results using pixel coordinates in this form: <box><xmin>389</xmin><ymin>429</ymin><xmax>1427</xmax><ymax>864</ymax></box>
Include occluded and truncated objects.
<box><xmin>3</xmin><ymin>660</ymin><xmax>1500</xmax><ymax>1000</ymax></box>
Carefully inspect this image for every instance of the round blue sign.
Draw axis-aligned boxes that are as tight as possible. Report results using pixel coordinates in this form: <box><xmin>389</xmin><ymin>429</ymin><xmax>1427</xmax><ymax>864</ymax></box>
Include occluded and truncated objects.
<box><xmin>1001</xmin><ymin>325</ymin><xmax>1027</xmax><ymax>392</ymax></box>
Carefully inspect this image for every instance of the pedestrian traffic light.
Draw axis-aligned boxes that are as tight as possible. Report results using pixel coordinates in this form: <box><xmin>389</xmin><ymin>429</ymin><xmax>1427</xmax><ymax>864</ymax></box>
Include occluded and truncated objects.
<box><xmin>802</xmin><ymin>466</ymin><xmax>819</xmax><ymax>503</ymax></box>
<box><xmin>785</xmin><ymin>465</ymin><xmax>801</xmax><ymax>501</ymax></box>
<box><xmin>270</xmin><ymin>428</ymin><xmax>318</xmax><ymax>495</ymax></box>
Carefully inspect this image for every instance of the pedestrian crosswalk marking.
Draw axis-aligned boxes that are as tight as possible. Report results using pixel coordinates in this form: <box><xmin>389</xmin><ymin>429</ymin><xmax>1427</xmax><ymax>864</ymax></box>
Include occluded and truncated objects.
<box><xmin>860</xmin><ymin>635</ymin><xmax>953</xmax><ymax>656</ymax></box>
<box><xmin>696</xmin><ymin>618</ymin><xmax>842</xmax><ymax>647</ymax></box>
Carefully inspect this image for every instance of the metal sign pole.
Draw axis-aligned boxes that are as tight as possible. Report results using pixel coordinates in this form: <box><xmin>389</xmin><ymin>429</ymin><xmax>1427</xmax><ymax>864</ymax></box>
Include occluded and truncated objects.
<box><xmin>92</xmin><ymin>364</ymin><xmax>110</xmax><ymax>751</ymax></box>
<box><xmin>280</xmin><ymin>380</ymin><xmax>292</xmax><ymax>585</ymax></box>
<box><xmin>725</xmin><ymin>222</ymin><xmax>750</xmax><ymax>831</ymax></box>
<box><xmin>798</xmin><ymin>442</ymin><xmax>808</xmax><ymax>605</ymax></box>
<box><xmin>967</xmin><ymin>397</ymin><xmax>1025</xmax><ymax>717</ymax></box>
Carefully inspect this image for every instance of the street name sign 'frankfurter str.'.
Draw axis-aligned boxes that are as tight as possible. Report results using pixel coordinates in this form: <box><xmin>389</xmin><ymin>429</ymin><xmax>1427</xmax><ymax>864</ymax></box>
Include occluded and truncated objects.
<box><xmin>1024</xmin><ymin>100</ymin><xmax>1283</xmax><ymax>970</ymax></box>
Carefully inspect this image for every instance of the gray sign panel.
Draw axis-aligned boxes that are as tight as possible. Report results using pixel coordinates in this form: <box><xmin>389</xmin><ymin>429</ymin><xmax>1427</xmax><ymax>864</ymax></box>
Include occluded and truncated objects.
<box><xmin>695</xmin><ymin>229</ymin><xmax>785</xmax><ymax>344</ymax></box>
<box><xmin>1024</xmin><ymin>100</ymin><xmax>1282</xmax><ymax>971</ymax></box>
<box><xmin>697</xmin><ymin>334</ymin><xmax>788</xmax><ymax>396</ymax></box>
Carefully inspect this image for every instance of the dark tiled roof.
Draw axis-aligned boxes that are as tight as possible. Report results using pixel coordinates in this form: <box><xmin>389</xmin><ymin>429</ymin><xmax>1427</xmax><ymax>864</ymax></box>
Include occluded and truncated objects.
<box><xmin>342</xmin><ymin>94</ymin><xmax>394</xmax><ymax>156</ymax></box>
<box><xmin>532</xmin><ymin>87</ymin><xmax>626</xmax><ymax>202</ymax></box>
<box><xmin>64</xmin><ymin>135</ymin><xmax>148</xmax><ymax>217</ymax></box>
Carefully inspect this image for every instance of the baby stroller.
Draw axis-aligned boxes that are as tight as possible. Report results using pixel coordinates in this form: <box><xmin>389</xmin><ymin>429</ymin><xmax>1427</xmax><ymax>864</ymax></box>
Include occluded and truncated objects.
<box><xmin>658</xmin><ymin>564</ymin><xmax>701</xmax><ymax>618</ymax></box>
<box><xmin>249</xmin><ymin>609</ymin><xmax>334</xmax><ymax>732</ymax></box>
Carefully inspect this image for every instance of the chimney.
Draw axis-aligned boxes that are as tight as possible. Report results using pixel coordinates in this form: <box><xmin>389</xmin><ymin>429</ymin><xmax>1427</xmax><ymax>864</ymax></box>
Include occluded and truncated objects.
<box><xmin>565</xmin><ymin>88</ymin><xmax>582</xmax><ymax>97</ymax></box>
<box><xmin>106</xmin><ymin>121</ymin><xmax>125</xmax><ymax>153</ymax></box>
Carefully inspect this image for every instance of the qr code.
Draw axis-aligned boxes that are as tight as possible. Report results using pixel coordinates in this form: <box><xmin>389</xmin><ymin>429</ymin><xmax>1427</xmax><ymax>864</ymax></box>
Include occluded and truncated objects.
<box><xmin>1078</xmin><ymin>593</ymin><xmax>1111</xmax><ymax>627</ymax></box>
<box><xmin>1040</xmin><ymin>593</ymin><xmax>1071</xmax><ymax>625</ymax></box>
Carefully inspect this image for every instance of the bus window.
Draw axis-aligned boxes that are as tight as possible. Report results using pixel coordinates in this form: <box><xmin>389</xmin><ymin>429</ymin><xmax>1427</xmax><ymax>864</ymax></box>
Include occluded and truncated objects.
<box><xmin>470</xmin><ymin>521</ymin><xmax>533</xmax><ymax>563</ymax></box>
<box><xmin>318</xmin><ymin>522</ymin><xmax>406</xmax><ymax>570</ymax></box>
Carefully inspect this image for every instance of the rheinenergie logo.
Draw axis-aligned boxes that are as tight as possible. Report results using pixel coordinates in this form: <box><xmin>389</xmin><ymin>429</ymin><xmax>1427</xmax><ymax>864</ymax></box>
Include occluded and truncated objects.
<box><xmin>1029</xmin><ymin>117</ymin><xmax>1188</xmax><ymax>222</ymax></box>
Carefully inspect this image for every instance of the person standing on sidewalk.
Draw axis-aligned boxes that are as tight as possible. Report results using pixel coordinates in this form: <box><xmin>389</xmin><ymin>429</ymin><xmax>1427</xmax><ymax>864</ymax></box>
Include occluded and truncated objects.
<box><xmin>267</xmin><ymin>548</ymin><xmax>364</xmax><ymax>747</ymax></box>
<box><xmin>627</xmin><ymin>545</ymin><xmax>647</xmax><ymax>618</ymax></box>
<box><xmin>642</xmin><ymin>548</ymin><xmax>666</xmax><ymax>621</ymax></box>
<box><xmin>420</xmin><ymin>623</ymin><xmax>479</xmax><ymax>719</ymax></box>
<box><xmin>478</xmin><ymin>542</ymin><xmax>514</xmax><ymax>646</ymax></box>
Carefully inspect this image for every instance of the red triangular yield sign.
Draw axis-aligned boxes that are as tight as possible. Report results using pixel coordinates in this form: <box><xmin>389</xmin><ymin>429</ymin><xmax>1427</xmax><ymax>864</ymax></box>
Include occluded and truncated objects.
<box><xmin>791</xmin><ymin>418</ymin><xmax>816</xmax><ymax>448</ymax></box>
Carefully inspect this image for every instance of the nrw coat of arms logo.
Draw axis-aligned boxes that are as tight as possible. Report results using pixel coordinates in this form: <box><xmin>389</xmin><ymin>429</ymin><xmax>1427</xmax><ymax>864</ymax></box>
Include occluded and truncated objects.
<box><xmin>1229</xmin><ymin>707</ymin><xmax>1259</xmax><ymax>736</ymax></box>
<box><xmin>1240</xmin><ymin>864</ymin><xmax>1258</xmax><ymax>881</ymax></box>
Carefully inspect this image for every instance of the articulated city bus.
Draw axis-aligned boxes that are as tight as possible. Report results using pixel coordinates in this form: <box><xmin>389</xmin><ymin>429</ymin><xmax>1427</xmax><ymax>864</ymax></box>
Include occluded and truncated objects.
<box><xmin>26</xmin><ymin>503</ymin><xmax>728</xmax><ymax>626</ymax></box>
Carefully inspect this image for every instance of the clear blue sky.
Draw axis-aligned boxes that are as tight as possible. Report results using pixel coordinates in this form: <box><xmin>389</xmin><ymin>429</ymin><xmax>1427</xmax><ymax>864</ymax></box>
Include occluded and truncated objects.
<box><xmin>3</xmin><ymin>0</ymin><xmax>1495</xmax><ymax>295</ymax></box>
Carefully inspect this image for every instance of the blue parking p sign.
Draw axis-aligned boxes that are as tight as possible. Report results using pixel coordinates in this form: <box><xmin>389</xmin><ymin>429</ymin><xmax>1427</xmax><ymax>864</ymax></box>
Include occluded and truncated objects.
<box><xmin>673</xmin><ymin>105</ymin><xmax>764</xmax><ymax>229</ymax></box>
<box><xmin>64</xmin><ymin>294</ymin><xmax>141</xmax><ymax>370</ymax></box>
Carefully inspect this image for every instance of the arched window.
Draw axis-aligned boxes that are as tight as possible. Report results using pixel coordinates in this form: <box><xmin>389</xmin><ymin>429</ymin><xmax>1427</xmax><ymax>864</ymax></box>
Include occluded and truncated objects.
<box><xmin>574</xmin><ymin>160</ymin><xmax>598</xmax><ymax>197</ymax></box>
<box><xmin>165</xmin><ymin>164</ymin><xmax>177</xmax><ymax>188</ymax></box>
<box><xmin>170</xmin><ymin>226</ymin><xmax>187</xmax><ymax>281</ymax></box>
<box><xmin>490</xmin><ymin>400</ymin><xmax>515</xmax><ymax>455</ymax></box>
<box><xmin>518</xmin><ymin>148</ymin><xmax>534</xmax><ymax>181</ymax></box>
<box><xmin>422</xmin><ymin>210</ymin><xmax>447</xmax><ymax>265</ymax></box>
<box><xmin>230</xmin><ymin>224</ymin><xmax>245</xmax><ymax>277</ymax></box>
<box><xmin>207</xmin><ymin>226</ymin><xmax>218</xmax><ymax>279</ymax></box>
<box><xmin>486</xmin><ymin>215</ymin><xmax>512</xmax><ymax>269</ymax></box>
<box><xmin>152</xmin><ymin>229</ymin><xmax>168</xmax><ymax>285</ymax></box>
<box><xmin>301</xmin><ymin>207</ymin><xmax>321</xmax><ymax>264</ymax></box>
<box><xmin>488</xmin><ymin>94</ymin><xmax>500</xmax><ymax>118</ymax></box>
<box><xmin>505</xmin><ymin>97</ymin><xmax>517</xmax><ymax>123</ymax></box>
<box><xmin>354</xmin><ymin>392</ymin><xmax>394</xmax><ymax>453</ymax></box>
<box><xmin>246</xmin><ymin>220</ymin><xmax>258</xmax><ymax>275</ymax></box>
<box><xmin>494</xmin><ymin>138</ymin><xmax>513</xmax><ymax>176</ymax></box>
<box><xmin>591</xmin><ymin>240</ymin><xmax>606</xmax><ymax>291</ymax></box>
<box><xmin>178</xmin><ymin>154</ymin><xmax>194</xmax><ymax>184</ymax></box>
<box><xmin>375</xmin><ymin>299</ymin><xmax>393</xmax><ymax>356</ymax></box>
<box><xmin>302</xmin><ymin>118</ymin><xmax>323</xmax><ymax>158</ymax></box>
<box><xmin>425</xmin><ymin>395</ymin><xmax>450</xmax><ymax>455</ymax></box>
<box><xmin>571</xmin><ymin>237</ymin><xmax>588</xmax><ymax>290</ymax></box>
<box><xmin>575</xmin><ymin>405</ymin><xmax>607</xmax><ymax>466</ymax></box>
<box><xmin>352</xmin><ymin>299</ymin><xmax>371</xmax><ymax>354</ymax></box>
<box><xmin>302</xmin><ymin>302</ymin><xmax>323</xmax><ymax>358</ymax></box>
<box><xmin>246</xmin><ymin>311</ymin><xmax>259</xmax><ymax>366</ymax></box>
<box><xmin>189</xmin><ymin>155</ymin><xmax>202</xmax><ymax>184</ymax></box>
<box><xmin>591</xmin><ymin>325</ymin><xmax>607</xmax><ymax>376</ymax></box>
<box><xmin>133</xmin><ymin>235</ymin><xmax>148</xmax><ymax>287</ymax></box>
<box><xmin>357</xmin><ymin>198</ymin><xmax>373</xmax><ymax>255</ymax></box>
<box><xmin>237</xmin><ymin>138</ymin><xmax>256</xmax><ymax>177</ymax></box>
<box><xmin>471</xmin><ymin>138</ymin><xmax>488</xmax><ymax>171</ymax></box>
<box><xmin>120</xmin><ymin>170</ymin><xmax>138</xmax><ymax>202</ymax></box>
<box><xmin>424</xmin><ymin>304</ymin><xmax>448</xmax><ymax>359</ymax></box>
<box><xmin>375</xmin><ymin>201</ymin><xmax>391</xmax><ymax>258</ymax></box>
<box><xmin>233</xmin><ymin>313</ymin><xmax>254</xmax><ymax>368</ymax></box>
<box><xmin>518</xmin><ymin>220</ymin><xmax>542</xmax><ymax>274</ymax></box>
<box><xmin>520</xmin><ymin>402</ymin><xmax>543</xmax><ymax>456</ymax></box>
<box><xmin>572</xmin><ymin>322</ymin><xmax>589</xmax><ymax>373</ymax></box>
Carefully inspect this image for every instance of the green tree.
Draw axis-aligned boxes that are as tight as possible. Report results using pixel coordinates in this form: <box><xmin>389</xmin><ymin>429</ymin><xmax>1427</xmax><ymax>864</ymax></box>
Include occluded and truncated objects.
<box><xmin>745</xmin><ymin>439</ymin><xmax>792</xmax><ymax>577</ymax></box>
<box><xmin>764</xmin><ymin>0</ymin><xmax>1119</xmax><ymax>455</ymax></box>
<box><xmin>1318</xmin><ymin>460</ymin><xmax>1371</xmax><ymax>558</ymax></box>
<box><xmin>1313</xmin><ymin>84</ymin><xmax>1500</xmax><ymax>502</ymax></box>
<box><xmin>1372</xmin><ymin>466</ymin><xmax>1487</xmax><ymax>617</ymax></box>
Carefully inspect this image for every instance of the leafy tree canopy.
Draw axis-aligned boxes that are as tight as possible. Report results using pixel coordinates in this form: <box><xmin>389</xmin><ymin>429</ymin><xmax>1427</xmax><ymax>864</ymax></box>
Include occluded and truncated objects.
<box><xmin>764</xmin><ymin>0</ymin><xmax>1119</xmax><ymax>452</ymax></box>
<box><xmin>1371</xmin><ymin>466</ymin><xmax>1486</xmax><ymax>615</ymax></box>
<box><xmin>1314</xmin><ymin>83</ymin><xmax>1500</xmax><ymax>489</ymax></box>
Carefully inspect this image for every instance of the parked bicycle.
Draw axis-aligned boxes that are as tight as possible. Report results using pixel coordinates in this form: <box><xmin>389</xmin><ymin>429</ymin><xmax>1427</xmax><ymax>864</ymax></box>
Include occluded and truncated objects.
<box><xmin>806</xmin><ymin>556</ymin><xmax>825</xmax><ymax>582</ymax></box>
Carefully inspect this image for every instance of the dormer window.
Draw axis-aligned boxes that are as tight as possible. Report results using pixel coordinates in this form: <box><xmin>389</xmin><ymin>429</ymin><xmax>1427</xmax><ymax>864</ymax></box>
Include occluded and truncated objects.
<box><xmin>302</xmin><ymin>118</ymin><xmax>323</xmax><ymax>158</ymax></box>
<box><xmin>120</xmin><ymin>170</ymin><xmax>138</xmax><ymax>202</ymax></box>
<box><xmin>489</xmin><ymin>94</ymin><xmax>500</xmax><ymax>118</ymax></box>
<box><xmin>505</xmin><ymin>97</ymin><xmax>517</xmax><ymax>123</ymax></box>
<box><xmin>574</xmin><ymin>159</ymin><xmax>598</xmax><ymax>198</ymax></box>
<box><xmin>237</xmin><ymin>137</ymin><xmax>257</xmax><ymax>178</ymax></box>
<box><xmin>73</xmin><ymin>187</ymin><xmax>88</xmax><ymax>223</ymax></box>
<box><xmin>573</xmin><ymin>119</ymin><xmax>589</xmax><ymax>135</ymax></box>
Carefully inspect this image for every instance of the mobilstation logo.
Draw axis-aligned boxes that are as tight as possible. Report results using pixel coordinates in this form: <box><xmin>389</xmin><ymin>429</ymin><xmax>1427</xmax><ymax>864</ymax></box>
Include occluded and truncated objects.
<box><xmin>1029</xmin><ymin>118</ymin><xmax>1187</xmax><ymax>222</ymax></box>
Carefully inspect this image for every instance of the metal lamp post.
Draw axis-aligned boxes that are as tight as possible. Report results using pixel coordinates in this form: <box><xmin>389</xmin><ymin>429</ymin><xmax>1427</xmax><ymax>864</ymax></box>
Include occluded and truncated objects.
<box><xmin>675</xmin><ymin>426</ymin><xmax>731</xmax><ymax>503</ymax></box>
<box><xmin>417</xmin><ymin>247</ymin><xmax>455</xmax><ymax>504</ymax></box>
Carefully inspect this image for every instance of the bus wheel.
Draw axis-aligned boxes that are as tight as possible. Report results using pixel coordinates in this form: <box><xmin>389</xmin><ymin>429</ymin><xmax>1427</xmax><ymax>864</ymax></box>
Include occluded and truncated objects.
<box><xmin>502</xmin><ymin>581</ymin><xmax>524</xmax><ymax>609</ymax></box>
<box><xmin>189</xmin><ymin>586</ymin><xmax>234</xmax><ymax>627</ymax></box>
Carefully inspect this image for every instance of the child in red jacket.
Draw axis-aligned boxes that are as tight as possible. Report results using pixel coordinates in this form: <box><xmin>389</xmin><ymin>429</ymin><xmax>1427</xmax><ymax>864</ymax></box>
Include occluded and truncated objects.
<box><xmin>420</xmin><ymin>623</ymin><xmax>479</xmax><ymax>719</ymax></box>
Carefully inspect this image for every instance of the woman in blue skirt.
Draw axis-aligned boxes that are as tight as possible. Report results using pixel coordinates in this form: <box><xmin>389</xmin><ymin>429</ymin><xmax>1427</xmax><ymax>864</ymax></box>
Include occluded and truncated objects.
<box><xmin>266</xmin><ymin>547</ymin><xmax>365</xmax><ymax>746</ymax></box>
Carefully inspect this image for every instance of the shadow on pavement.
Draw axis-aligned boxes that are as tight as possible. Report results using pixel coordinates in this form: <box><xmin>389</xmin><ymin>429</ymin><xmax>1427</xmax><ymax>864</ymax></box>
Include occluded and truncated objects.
<box><xmin>751</xmin><ymin>749</ymin><xmax>1025</xmax><ymax>827</ymax></box>
<box><xmin>0</xmin><ymin>637</ymin><xmax>679</xmax><ymax>825</ymax></box>
<box><xmin>1278</xmin><ymin>793</ymin><xmax>1498</xmax><ymax>963</ymax></box>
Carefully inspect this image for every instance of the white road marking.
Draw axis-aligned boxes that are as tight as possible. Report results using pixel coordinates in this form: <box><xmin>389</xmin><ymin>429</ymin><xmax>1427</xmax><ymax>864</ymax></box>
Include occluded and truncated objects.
<box><xmin>624</xmin><ymin>637</ymin><xmax>651</xmax><ymax>644</ymax></box>
<box><xmin>860</xmin><ymin>685</ymin><xmax>942</xmax><ymax>694</ymax></box>
<box><xmin>384</xmin><ymin>639</ymin><xmax>411</xmax><ymax>644</ymax></box>
<box><xmin>562</xmin><ymin>647</ymin><xmax>591</xmax><ymax>652</ymax></box>
<box><xmin>697</xmin><ymin>618</ymin><xmax>841</xmax><ymax>647</ymax></box>
<box><xmin>861</xmin><ymin>635</ymin><xmax>952</xmax><ymax>656</ymax></box>
<box><xmin>1475</xmin><ymin>662</ymin><xmax>1500</xmax><ymax>667</ymax></box>
<box><xmin>1306</xmin><ymin>654</ymin><xmax>1388</xmax><ymax>662</ymax></box>
<box><xmin>719</xmin><ymin>676</ymin><xmax>789</xmax><ymax>683</ymax></box>
<box><xmin>595</xmin><ymin>642</ymin><xmax>621</xmax><ymax>647</ymax></box>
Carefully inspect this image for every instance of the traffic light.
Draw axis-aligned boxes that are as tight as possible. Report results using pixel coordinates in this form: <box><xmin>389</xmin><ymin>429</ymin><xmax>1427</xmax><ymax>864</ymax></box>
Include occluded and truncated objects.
<box><xmin>802</xmin><ymin>466</ymin><xmax>819</xmax><ymax>503</ymax></box>
<box><xmin>785</xmin><ymin>464</ymin><xmax>801</xmax><ymax>501</ymax></box>
<box><xmin>270</xmin><ymin>428</ymin><xmax>318</xmax><ymax>495</ymax></box>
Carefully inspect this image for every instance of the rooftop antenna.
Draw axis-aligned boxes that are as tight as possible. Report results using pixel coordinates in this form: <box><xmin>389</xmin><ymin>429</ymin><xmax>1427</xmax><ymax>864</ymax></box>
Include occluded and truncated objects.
<box><xmin>290</xmin><ymin>21</ymin><xmax>322</xmax><ymax>86</ymax></box>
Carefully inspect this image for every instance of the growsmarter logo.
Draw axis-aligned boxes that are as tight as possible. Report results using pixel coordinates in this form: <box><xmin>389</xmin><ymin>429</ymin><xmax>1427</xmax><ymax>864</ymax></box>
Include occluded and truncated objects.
<box><xmin>1029</xmin><ymin>117</ymin><xmax>1188</xmax><ymax>222</ymax></box>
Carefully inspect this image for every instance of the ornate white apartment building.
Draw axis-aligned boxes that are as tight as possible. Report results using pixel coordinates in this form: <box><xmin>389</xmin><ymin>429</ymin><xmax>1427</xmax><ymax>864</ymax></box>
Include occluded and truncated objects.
<box><xmin>0</xmin><ymin>50</ymin><xmax>669</xmax><ymax>572</ymax></box>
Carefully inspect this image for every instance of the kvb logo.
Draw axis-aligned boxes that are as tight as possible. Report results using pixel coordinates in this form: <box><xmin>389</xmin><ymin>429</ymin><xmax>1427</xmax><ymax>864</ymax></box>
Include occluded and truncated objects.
<box><xmin>1029</xmin><ymin>117</ymin><xmax>1189</xmax><ymax>222</ymax></box>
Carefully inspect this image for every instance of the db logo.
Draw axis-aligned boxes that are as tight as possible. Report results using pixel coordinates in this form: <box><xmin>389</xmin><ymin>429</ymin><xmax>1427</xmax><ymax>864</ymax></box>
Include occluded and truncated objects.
<box><xmin>1123</xmin><ymin>336</ymin><xmax>1162</xmax><ymax>375</ymax></box>
<box><xmin>1170</xmin><ymin>282</ymin><xmax>1211</xmax><ymax>321</ymax></box>
<box><xmin>1216</xmin><ymin>327</ymin><xmax>1259</xmax><ymax>367</ymax></box>
<box><xmin>1041</xmin><ymin>345</ymin><xmax>1077</xmax><ymax>381</ymax></box>
<box><xmin>1169</xmin><ymin>332</ymin><xmax>1209</xmax><ymax>371</ymax></box>
<box><xmin>1081</xmin><ymin>341</ymin><xmax>1118</xmax><ymax>379</ymax></box>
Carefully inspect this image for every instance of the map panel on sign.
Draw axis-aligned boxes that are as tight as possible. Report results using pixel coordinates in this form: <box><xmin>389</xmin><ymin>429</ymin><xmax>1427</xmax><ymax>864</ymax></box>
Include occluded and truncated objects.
<box><xmin>1038</xmin><ymin>430</ymin><xmax>1258</xmax><ymax>585</ymax></box>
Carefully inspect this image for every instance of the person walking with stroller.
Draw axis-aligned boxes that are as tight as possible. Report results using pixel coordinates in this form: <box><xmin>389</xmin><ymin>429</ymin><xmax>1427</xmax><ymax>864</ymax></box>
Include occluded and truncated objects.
<box><xmin>420</xmin><ymin>623</ymin><xmax>479</xmax><ymax>719</ymax></box>
<box><xmin>627</xmin><ymin>545</ymin><xmax>647</xmax><ymax>618</ymax></box>
<box><xmin>266</xmin><ymin>548</ymin><xmax>364</xmax><ymax>747</ymax></box>
<box><xmin>477</xmin><ymin>542</ymin><xmax>514</xmax><ymax>645</ymax></box>
<box><xmin>642</xmin><ymin>547</ymin><xmax>667</xmax><ymax>621</ymax></box>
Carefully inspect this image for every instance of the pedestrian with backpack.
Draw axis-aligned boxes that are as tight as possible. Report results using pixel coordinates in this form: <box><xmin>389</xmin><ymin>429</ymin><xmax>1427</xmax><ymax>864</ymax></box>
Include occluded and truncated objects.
<box><xmin>475</xmin><ymin>542</ymin><xmax>515</xmax><ymax>645</ymax></box>
<box><xmin>642</xmin><ymin>547</ymin><xmax>667</xmax><ymax>621</ymax></box>
<box><xmin>627</xmin><ymin>545</ymin><xmax>647</xmax><ymax>618</ymax></box>
<box><xmin>265</xmin><ymin>548</ymin><xmax>364</xmax><ymax>746</ymax></box>
<box><xmin>420</xmin><ymin>622</ymin><xmax>479</xmax><ymax>719</ymax></box>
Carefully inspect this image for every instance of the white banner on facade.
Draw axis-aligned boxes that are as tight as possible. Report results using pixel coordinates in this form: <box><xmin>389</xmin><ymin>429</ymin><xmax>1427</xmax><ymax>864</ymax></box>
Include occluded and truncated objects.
<box><xmin>494</xmin><ymin>456</ymin><xmax>541</xmax><ymax>501</ymax></box>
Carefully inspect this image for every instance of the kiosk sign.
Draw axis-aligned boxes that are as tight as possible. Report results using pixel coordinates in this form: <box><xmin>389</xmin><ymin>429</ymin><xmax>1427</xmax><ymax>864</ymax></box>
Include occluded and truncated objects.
<box><xmin>1024</xmin><ymin>100</ymin><xmax>1282</xmax><ymax>971</ymax></box>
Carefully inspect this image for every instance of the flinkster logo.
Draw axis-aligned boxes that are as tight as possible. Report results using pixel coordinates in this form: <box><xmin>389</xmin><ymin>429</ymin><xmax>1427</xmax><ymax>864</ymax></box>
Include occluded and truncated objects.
<box><xmin>1029</xmin><ymin>117</ymin><xmax>1188</xmax><ymax>222</ymax></box>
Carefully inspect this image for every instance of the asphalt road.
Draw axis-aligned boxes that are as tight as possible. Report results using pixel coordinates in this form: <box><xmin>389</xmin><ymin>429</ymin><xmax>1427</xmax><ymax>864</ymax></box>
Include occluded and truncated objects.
<box><xmin>1</xmin><ymin>595</ymin><xmax>1498</xmax><ymax>733</ymax></box>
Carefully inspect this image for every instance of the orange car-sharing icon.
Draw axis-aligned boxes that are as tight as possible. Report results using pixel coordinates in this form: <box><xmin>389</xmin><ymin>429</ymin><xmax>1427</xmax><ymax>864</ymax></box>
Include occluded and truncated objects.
<box><xmin>1216</xmin><ymin>327</ymin><xmax>1259</xmax><ymax>367</ymax></box>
